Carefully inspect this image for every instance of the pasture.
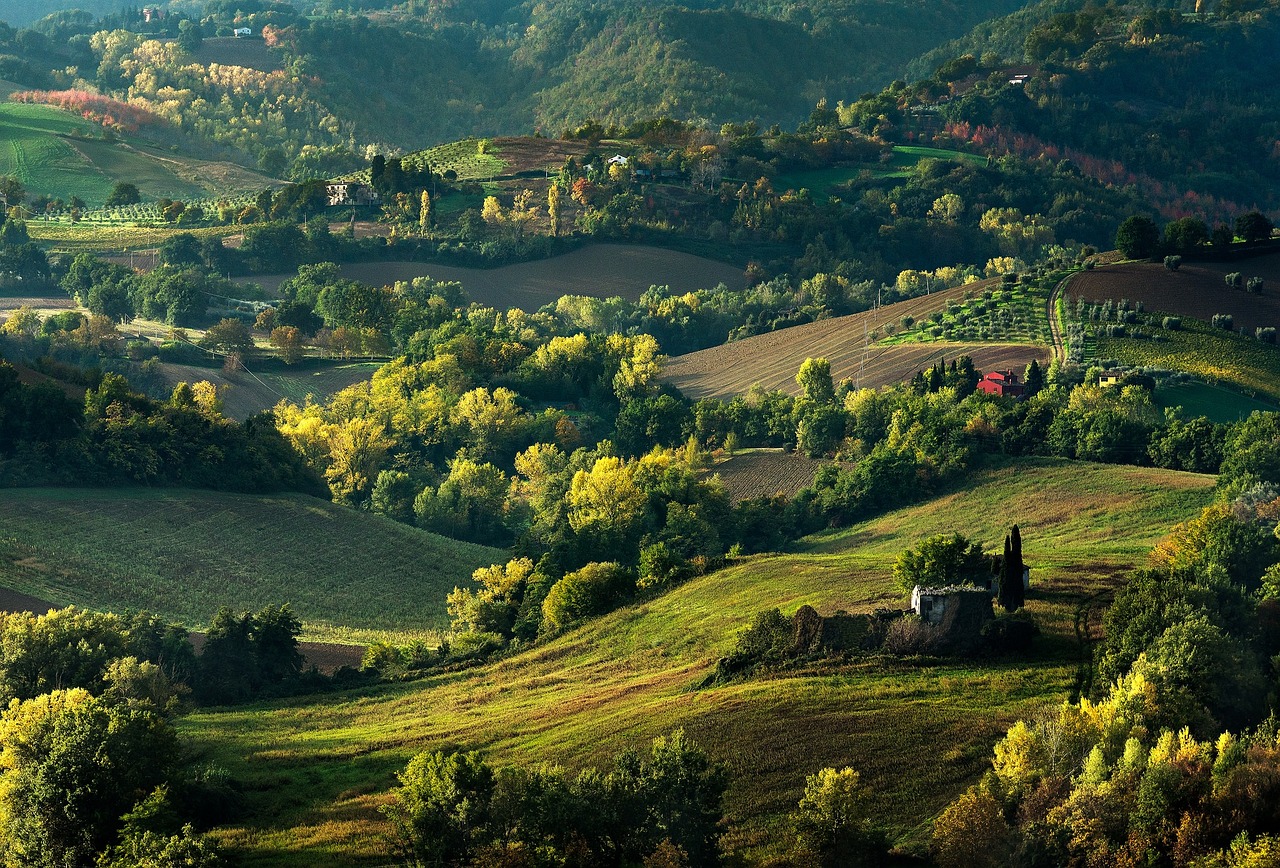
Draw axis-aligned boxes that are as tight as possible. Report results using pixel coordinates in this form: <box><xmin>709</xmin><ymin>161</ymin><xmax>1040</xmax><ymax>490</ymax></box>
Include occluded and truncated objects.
<box><xmin>0</xmin><ymin>488</ymin><xmax>504</xmax><ymax>645</ymax></box>
<box><xmin>180</xmin><ymin>457</ymin><xmax>1215</xmax><ymax>865</ymax></box>
<box><xmin>661</xmin><ymin>282</ymin><xmax>1049</xmax><ymax>400</ymax></box>
<box><xmin>242</xmin><ymin>243</ymin><xmax>745</xmax><ymax>307</ymax></box>
<box><xmin>0</xmin><ymin>98</ymin><xmax>275</xmax><ymax>208</ymax></box>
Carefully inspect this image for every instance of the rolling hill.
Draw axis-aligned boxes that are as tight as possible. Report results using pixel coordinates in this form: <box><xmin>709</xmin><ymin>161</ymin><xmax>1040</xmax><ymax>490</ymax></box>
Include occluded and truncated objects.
<box><xmin>661</xmin><ymin>282</ymin><xmax>1050</xmax><ymax>399</ymax></box>
<box><xmin>0</xmin><ymin>99</ymin><xmax>275</xmax><ymax>206</ymax></box>
<box><xmin>180</xmin><ymin>457</ymin><xmax>1215</xmax><ymax>865</ymax></box>
<box><xmin>0</xmin><ymin>488</ymin><xmax>505</xmax><ymax>645</ymax></box>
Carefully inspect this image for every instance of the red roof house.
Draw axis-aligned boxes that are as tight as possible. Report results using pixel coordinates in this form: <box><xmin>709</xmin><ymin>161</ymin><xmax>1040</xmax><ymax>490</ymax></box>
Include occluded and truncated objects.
<box><xmin>976</xmin><ymin>370</ymin><xmax>1025</xmax><ymax>398</ymax></box>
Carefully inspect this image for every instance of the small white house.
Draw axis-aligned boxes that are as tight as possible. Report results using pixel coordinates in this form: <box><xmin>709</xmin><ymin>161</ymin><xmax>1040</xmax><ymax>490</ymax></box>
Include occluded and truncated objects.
<box><xmin>233</xmin><ymin>27</ymin><xmax>252</xmax><ymax>38</ymax></box>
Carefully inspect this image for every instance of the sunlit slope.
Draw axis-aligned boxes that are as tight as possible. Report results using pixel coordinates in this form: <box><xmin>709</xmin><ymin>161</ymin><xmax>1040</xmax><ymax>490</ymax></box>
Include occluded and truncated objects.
<box><xmin>182</xmin><ymin>458</ymin><xmax>1215</xmax><ymax>865</ymax></box>
<box><xmin>661</xmin><ymin>282</ymin><xmax>1050</xmax><ymax>400</ymax></box>
<box><xmin>0</xmin><ymin>488</ymin><xmax>504</xmax><ymax>644</ymax></box>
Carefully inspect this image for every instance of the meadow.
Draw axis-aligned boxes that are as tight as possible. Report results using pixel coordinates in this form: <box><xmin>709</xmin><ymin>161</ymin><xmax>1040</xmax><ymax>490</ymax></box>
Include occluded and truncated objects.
<box><xmin>179</xmin><ymin>457</ymin><xmax>1216</xmax><ymax>865</ymax></box>
<box><xmin>0</xmin><ymin>488</ymin><xmax>504</xmax><ymax>645</ymax></box>
<box><xmin>0</xmin><ymin>99</ymin><xmax>273</xmax><ymax>207</ymax></box>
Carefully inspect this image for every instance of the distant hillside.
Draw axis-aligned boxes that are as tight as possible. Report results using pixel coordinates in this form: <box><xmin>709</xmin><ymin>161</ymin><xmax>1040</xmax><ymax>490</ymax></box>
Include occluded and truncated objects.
<box><xmin>283</xmin><ymin>0</ymin><xmax>1038</xmax><ymax>147</ymax></box>
<box><xmin>863</xmin><ymin>2</ymin><xmax>1280</xmax><ymax>218</ymax></box>
<box><xmin>0</xmin><ymin>488</ymin><xmax>505</xmax><ymax>644</ymax></box>
<box><xmin>661</xmin><ymin>281</ymin><xmax>1050</xmax><ymax>399</ymax></box>
<box><xmin>183</xmin><ymin>457</ymin><xmax>1216</xmax><ymax>864</ymax></box>
<box><xmin>0</xmin><ymin>0</ymin><xmax>132</xmax><ymax>28</ymax></box>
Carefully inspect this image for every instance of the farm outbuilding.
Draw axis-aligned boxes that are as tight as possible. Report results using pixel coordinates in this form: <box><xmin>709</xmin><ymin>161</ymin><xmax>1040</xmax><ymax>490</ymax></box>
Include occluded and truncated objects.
<box><xmin>910</xmin><ymin>585</ymin><xmax>994</xmax><ymax>653</ymax></box>
<box><xmin>234</xmin><ymin>27</ymin><xmax>253</xmax><ymax>37</ymax></box>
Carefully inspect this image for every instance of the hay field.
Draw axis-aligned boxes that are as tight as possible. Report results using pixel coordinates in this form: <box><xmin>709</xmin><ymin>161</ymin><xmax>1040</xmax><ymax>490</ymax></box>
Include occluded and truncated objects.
<box><xmin>662</xmin><ymin>283</ymin><xmax>1049</xmax><ymax>400</ymax></box>
<box><xmin>181</xmin><ymin>458</ymin><xmax>1215</xmax><ymax>866</ymax></box>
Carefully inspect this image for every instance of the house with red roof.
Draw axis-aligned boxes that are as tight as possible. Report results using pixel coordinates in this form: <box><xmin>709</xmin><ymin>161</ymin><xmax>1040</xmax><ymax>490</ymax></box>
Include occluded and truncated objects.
<box><xmin>976</xmin><ymin>369</ymin><xmax>1024</xmax><ymax>398</ymax></box>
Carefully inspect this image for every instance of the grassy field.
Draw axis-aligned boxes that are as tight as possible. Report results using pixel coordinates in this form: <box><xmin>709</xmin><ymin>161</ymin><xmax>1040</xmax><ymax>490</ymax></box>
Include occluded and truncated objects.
<box><xmin>0</xmin><ymin>98</ymin><xmax>275</xmax><ymax>212</ymax></box>
<box><xmin>0</xmin><ymin>488</ymin><xmax>504</xmax><ymax>645</ymax></box>
<box><xmin>180</xmin><ymin>457</ymin><xmax>1216</xmax><ymax>865</ymax></box>
<box><xmin>1154</xmin><ymin>380</ymin><xmax>1279</xmax><ymax>422</ymax></box>
<box><xmin>1097</xmin><ymin>317</ymin><xmax>1280</xmax><ymax>400</ymax></box>
<box><xmin>153</xmin><ymin>361</ymin><xmax>383</xmax><ymax>421</ymax></box>
<box><xmin>772</xmin><ymin>145</ymin><xmax>988</xmax><ymax>195</ymax></box>
<box><xmin>660</xmin><ymin>280</ymin><xmax>1049</xmax><ymax>400</ymax></box>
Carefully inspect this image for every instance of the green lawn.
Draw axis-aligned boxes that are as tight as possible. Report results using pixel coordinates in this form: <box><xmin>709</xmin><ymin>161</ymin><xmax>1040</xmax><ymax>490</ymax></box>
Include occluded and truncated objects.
<box><xmin>0</xmin><ymin>488</ymin><xmax>504</xmax><ymax>644</ymax></box>
<box><xmin>1154</xmin><ymin>380</ymin><xmax>1279</xmax><ymax>422</ymax></box>
<box><xmin>179</xmin><ymin>457</ymin><xmax>1216</xmax><ymax>865</ymax></box>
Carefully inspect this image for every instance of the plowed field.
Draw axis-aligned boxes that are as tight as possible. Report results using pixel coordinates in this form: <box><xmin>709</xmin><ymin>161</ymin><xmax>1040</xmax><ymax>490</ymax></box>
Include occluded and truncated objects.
<box><xmin>661</xmin><ymin>283</ymin><xmax>1049</xmax><ymax>399</ymax></box>
<box><xmin>1071</xmin><ymin>256</ymin><xmax>1280</xmax><ymax>332</ymax></box>
<box><xmin>710</xmin><ymin>450</ymin><xmax>832</xmax><ymax>501</ymax></box>
<box><xmin>244</xmin><ymin>243</ymin><xmax>744</xmax><ymax>309</ymax></box>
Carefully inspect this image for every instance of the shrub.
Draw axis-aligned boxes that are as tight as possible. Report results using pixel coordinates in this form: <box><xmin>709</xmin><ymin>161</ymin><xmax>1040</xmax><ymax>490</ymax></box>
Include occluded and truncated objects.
<box><xmin>1225</xmin><ymin>272</ymin><xmax>1243</xmax><ymax>289</ymax></box>
<box><xmin>980</xmin><ymin>610</ymin><xmax>1039</xmax><ymax>654</ymax></box>
<box><xmin>1212</xmin><ymin>313</ymin><xmax>1234</xmax><ymax>331</ymax></box>
<box><xmin>1256</xmin><ymin>327</ymin><xmax>1276</xmax><ymax>344</ymax></box>
<box><xmin>881</xmin><ymin>616</ymin><xmax>939</xmax><ymax>655</ymax></box>
<box><xmin>1162</xmin><ymin>316</ymin><xmax>1181</xmax><ymax>330</ymax></box>
<box><xmin>541</xmin><ymin>562</ymin><xmax>634</xmax><ymax>630</ymax></box>
<box><xmin>1247</xmin><ymin>276</ymin><xmax>1264</xmax><ymax>294</ymax></box>
<box><xmin>1163</xmin><ymin>255</ymin><xmax>1181</xmax><ymax>271</ymax></box>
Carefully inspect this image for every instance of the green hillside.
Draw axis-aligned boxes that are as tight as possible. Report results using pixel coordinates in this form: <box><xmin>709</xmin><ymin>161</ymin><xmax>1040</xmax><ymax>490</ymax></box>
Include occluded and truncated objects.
<box><xmin>0</xmin><ymin>100</ymin><xmax>275</xmax><ymax>206</ymax></box>
<box><xmin>182</xmin><ymin>458</ymin><xmax>1216</xmax><ymax>865</ymax></box>
<box><xmin>0</xmin><ymin>488</ymin><xmax>505</xmax><ymax>645</ymax></box>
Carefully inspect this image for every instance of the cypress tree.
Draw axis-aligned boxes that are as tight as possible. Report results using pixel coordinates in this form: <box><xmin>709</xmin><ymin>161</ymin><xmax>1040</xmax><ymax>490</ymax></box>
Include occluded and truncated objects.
<box><xmin>1009</xmin><ymin>524</ymin><xmax>1025</xmax><ymax>609</ymax></box>
<box><xmin>998</xmin><ymin>533</ymin><xmax>1014</xmax><ymax>612</ymax></box>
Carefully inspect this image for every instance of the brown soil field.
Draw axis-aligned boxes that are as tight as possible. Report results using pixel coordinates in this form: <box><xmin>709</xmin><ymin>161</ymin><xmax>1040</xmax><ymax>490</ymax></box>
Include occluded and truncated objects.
<box><xmin>243</xmin><ymin>243</ymin><xmax>744</xmax><ymax>309</ymax></box>
<box><xmin>661</xmin><ymin>282</ymin><xmax>1049</xmax><ymax>399</ymax></box>
<box><xmin>489</xmin><ymin>136</ymin><xmax>593</xmax><ymax>174</ymax></box>
<box><xmin>710</xmin><ymin>450</ymin><xmax>832</xmax><ymax>501</ymax></box>
<box><xmin>1071</xmin><ymin>254</ymin><xmax>1280</xmax><ymax>333</ymax></box>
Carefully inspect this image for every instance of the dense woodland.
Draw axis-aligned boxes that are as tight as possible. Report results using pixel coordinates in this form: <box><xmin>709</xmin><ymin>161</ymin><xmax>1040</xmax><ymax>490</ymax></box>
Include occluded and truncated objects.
<box><xmin>1</xmin><ymin>0</ymin><xmax>1280</xmax><ymax>865</ymax></box>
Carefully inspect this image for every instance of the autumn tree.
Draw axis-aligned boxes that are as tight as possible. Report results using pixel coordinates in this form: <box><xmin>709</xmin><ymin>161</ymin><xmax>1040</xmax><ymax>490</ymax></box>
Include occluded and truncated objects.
<box><xmin>547</xmin><ymin>182</ymin><xmax>561</xmax><ymax>237</ymax></box>
<box><xmin>270</xmin><ymin>325</ymin><xmax>303</xmax><ymax>363</ymax></box>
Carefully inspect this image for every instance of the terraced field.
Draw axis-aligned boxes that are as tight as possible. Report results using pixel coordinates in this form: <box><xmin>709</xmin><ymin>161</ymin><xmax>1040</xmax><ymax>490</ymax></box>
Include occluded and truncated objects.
<box><xmin>661</xmin><ymin>282</ymin><xmax>1050</xmax><ymax>399</ymax></box>
<box><xmin>182</xmin><ymin>458</ymin><xmax>1215</xmax><ymax>866</ymax></box>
